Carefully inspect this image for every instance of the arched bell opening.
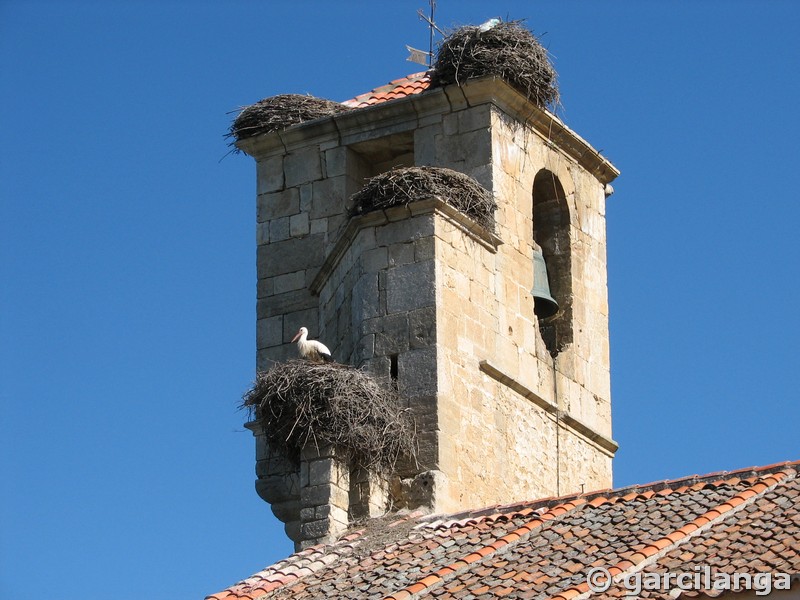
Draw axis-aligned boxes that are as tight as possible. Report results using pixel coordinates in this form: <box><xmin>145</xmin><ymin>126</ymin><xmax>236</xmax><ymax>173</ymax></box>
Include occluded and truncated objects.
<box><xmin>532</xmin><ymin>169</ymin><xmax>573</xmax><ymax>355</ymax></box>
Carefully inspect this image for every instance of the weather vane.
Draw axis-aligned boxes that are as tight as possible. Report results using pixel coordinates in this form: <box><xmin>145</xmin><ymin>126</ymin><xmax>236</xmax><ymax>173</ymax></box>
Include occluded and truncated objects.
<box><xmin>406</xmin><ymin>0</ymin><xmax>444</xmax><ymax>67</ymax></box>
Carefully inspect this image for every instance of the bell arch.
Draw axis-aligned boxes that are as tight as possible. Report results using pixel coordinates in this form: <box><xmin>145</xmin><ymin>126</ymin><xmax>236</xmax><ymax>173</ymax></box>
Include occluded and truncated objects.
<box><xmin>532</xmin><ymin>168</ymin><xmax>572</xmax><ymax>355</ymax></box>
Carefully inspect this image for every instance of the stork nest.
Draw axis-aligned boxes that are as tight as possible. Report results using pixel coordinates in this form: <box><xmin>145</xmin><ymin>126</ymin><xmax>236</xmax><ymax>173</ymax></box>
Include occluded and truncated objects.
<box><xmin>430</xmin><ymin>20</ymin><xmax>559</xmax><ymax>109</ymax></box>
<box><xmin>349</xmin><ymin>166</ymin><xmax>496</xmax><ymax>230</ymax></box>
<box><xmin>243</xmin><ymin>361</ymin><xmax>417</xmax><ymax>472</ymax></box>
<box><xmin>228</xmin><ymin>94</ymin><xmax>351</xmax><ymax>145</ymax></box>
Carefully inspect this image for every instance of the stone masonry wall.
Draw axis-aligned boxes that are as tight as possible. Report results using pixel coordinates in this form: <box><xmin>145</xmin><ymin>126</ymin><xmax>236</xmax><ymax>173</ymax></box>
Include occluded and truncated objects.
<box><xmin>241</xmin><ymin>78</ymin><xmax>618</xmax><ymax>538</ymax></box>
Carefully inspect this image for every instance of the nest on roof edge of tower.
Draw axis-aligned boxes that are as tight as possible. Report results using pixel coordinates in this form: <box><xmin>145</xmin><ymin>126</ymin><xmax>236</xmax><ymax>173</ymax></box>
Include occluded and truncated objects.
<box><xmin>242</xmin><ymin>360</ymin><xmax>417</xmax><ymax>473</ymax></box>
<box><xmin>430</xmin><ymin>20</ymin><xmax>559</xmax><ymax>110</ymax></box>
<box><xmin>349</xmin><ymin>166</ymin><xmax>497</xmax><ymax>231</ymax></box>
<box><xmin>227</xmin><ymin>94</ymin><xmax>351</xmax><ymax>146</ymax></box>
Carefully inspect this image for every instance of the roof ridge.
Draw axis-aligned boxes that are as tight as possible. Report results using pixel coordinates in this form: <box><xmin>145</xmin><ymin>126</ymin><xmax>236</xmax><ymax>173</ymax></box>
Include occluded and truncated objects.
<box><xmin>546</xmin><ymin>467</ymin><xmax>798</xmax><ymax>600</ymax></box>
<box><xmin>382</xmin><ymin>498</ymin><xmax>588</xmax><ymax>600</ymax></box>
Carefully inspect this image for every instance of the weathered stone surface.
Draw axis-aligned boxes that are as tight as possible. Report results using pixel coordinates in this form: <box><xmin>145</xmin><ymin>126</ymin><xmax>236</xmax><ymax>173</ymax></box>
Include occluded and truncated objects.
<box><xmin>272</xmin><ymin>270</ymin><xmax>305</xmax><ymax>295</ymax></box>
<box><xmin>256</xmin><ymin>315</ymin><xmax>283</xmax><ymax>348</ymax></box>
<box><xmin>399</xmin><ymin>346</ymin><xmax>437</xmax><ymax>398</ymax></box>
<box><xmin>290</xmin><ymin>212</ymin><xmax>310</xmax><ymax>238</ymax></box>
<box><xmin>310</xmin><ymin>176</ymin><xmax>348</xmax><ymax>219</ymax></box>
<box><xmin>269</xmin><ymin>216</ymin><xmax>291</xmax><ymax>242</ymax></box>
<box><xmin>284</xmin><ymin>146</ymin><xmax>322</xmax><ymax>187</ymax></box>
<box><xmin>350</xmin><ymin>273</ymin><xmax>380</xmax><ymax>328</ymax></box>
<box><xmin>388</xmin><ymin>242</ymin><xmax>415</xmax><ymax>267</ymax></box>
<box><xmin>257</xmin><ymin>188</ymin><xmax>299</xmax><ymax>222</ymax></box>
<box><xmin>256</xmin><ymin>289</ymin><xmax>316</xmax><ymax>319</ymax></box>
<box><xmin>409</xmin><ymin>306</ymin><xmax>436</xmax><ymax>349</ymax></box>
<box><xmin>256</xmin><ymin>155</ymin><xmax>284</xmax><ymax>194</ymax></box>
<box><xmin>387</xmin><ymin>260</ymin><xmax>435</xmax><ymax>313</ymax></box>
<box><xmin>374</xmin><ymin>312</ymin><xmax>410</xmax><ymax>356</ymax></box>
<box><xmin>257</xmin><ymin>234</ymin><xmax>325</xmax><ymax>278</ymax></box>
<box><xmin>375</xmin><ymin>215</ymin><xmax>434</xmax><ymax>247</ymax></box>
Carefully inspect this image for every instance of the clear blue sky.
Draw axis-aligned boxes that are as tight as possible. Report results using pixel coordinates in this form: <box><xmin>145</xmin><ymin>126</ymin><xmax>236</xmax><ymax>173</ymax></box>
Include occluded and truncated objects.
<box><xmin>2</xmin><ymin>2</ymin><xmax>798</xmax><ymax>599</ymax></box>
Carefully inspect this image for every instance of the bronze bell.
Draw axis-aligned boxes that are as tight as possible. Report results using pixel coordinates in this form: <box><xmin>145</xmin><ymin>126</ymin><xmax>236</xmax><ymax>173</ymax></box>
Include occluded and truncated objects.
<box><xmin>532</xmin><ymin>249</ymin><xmax>558</xmax><ymax>318</ymax></box>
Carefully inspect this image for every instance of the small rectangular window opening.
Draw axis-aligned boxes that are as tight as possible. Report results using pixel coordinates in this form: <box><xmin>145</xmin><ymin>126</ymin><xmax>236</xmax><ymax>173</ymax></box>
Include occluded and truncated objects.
<box><xmin>389</xmin><ymin>354</ymin><xmax>399</xmax><ymax>388</ymax></box>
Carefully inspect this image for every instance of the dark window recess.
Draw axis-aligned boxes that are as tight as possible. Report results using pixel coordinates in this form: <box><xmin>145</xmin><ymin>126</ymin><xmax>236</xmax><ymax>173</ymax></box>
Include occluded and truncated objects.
<box><xmin>390</xmin><ymin>354</ymin><xmax>399</xmax><ymax>388</ymax></box>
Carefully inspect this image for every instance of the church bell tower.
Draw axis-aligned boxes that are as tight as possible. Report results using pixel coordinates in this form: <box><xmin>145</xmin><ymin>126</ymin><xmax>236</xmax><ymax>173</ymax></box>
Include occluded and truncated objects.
<box><xmin>234</xmin><ymin>25</ymin><xmax>619</xmax><ymax>549</ymax></box>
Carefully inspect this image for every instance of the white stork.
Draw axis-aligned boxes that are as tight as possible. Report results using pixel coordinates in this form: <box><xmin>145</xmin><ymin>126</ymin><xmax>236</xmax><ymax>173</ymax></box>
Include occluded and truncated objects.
<box><xmin>290</xmin><ymin>327</ymin><xmax>333</xmax><ymax>363</ymax></box>
<box><xmin>477</xmin><ymin>17</ymin><xmax>501</xmax><ymax>33</ymax></box>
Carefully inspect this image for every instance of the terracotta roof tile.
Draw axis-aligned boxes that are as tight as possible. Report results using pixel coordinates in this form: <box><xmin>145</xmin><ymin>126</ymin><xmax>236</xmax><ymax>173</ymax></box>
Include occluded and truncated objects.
<box><xmin>341</xmin><ymin>72</ymin><xmax>431</xmax><ymax>108</ymax></box>
<box><xmin>208</xmin><ymin>461</ymin><xmax>800</xmax><ymax>600</ymax></box>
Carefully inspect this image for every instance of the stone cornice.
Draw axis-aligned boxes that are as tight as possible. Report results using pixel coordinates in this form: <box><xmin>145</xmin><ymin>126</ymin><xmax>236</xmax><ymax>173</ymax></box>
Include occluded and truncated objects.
<box><xmin>235</xmin><ymin>78</ymin><xmax>619</xmax><ymax>184</ymax></box>
<box><xmin>310</xmin><ymin>198</ymin><xmax>502</xmax><ymax>296</ymax></box>
<box><xmin>479</xmin><ymin>359</ymin><xmax>619</xmax><ymax>456</ymax></box>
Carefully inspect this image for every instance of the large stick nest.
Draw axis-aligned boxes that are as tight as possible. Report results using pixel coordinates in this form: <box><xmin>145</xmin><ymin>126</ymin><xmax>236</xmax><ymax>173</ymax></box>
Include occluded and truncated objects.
<box><xmin>228</xmin><ymin>94</ymin><xmax>351</xmax><ymax>144</ymax></box>
<box><xmin>430</xmin><ymin>20</ymin><xmax>559</xmax><ymax>109</ymax></box>
<box><xmin>243</xmin><ymin>361</ymin><xmax>417</xmax><ymax>473</ymax></box>
<box><xmin>349</xmin><ymin>166</ymin><xmax>497</xmax><ymax>230</ymax></box>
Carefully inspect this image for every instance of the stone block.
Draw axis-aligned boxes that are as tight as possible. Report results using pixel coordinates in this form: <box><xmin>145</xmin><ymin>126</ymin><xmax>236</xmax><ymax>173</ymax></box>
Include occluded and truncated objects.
<box><xmin>257</xmin><ymin>345</ymin><xmax>294</xmax><ymax>370</ymax></box>
<box><xmin>257</xmin><ymin>188</ymin><xmax>300</xmax><ymax>222</ymax></box>
<box><xmin>257</xmin><ymin>234</ymin><xmax>325</xmax><ymax>278</ymax></box>
<box><xmin>387</xmin><ymin>260</ymin><xmax>435</xmax><ymax>313</ymax></box>
<box><xmin>414</xmin><ymin>236</ymin><xmax>434</xmax><ymax>262</ymax></box>
<box><xmin>256</xmin><ymin>155</ymin><xmax>284</xmax><ymax>194</ymax></box>
<box><xmin>351</xmin><ymin>275</ymin><xmax>380</xmax><ymax>334</ymax></box>
<box><xmin>256</xmin><ymin>289</ymin><xmax>316</xmax><ymax>319</ymax></box>
<box><xmin>300</xmin><ymin>518</ymin><xmax>332</xmax><ymax>540</ymax></box>
<box><xmin>375</xmin><ymin>214</ymin><xmax>434</xmax><ymax>246</ymax></box>
<box><xmin>299</xmin><ymin>183</ymin><xmax>313</xmax><ymax>212</ymax></box>
<box><xmin>458</xmin><ymin>104</ymin><xmax>492</xmax><ymax>133</ymax></box>
<box><xmin>324</xmin><ymin>147</ymin><xmax>348</xmax><ymax>177</ymax></box>
<box><xmin>310</xmin><ymin>217</ymin><xmax>327</xmax><ymax>235</ymax></box>
<box><xmin>256</xmin><ymin>476</ymin><xmax>294</xmax><ymax>505</ymax></box>
<box><xmin>285</xmin><ymin>146</ymin><xmax>322</xmax><ymax>187</ymax></box>
<box><xmin>374</xmin><ymin>312</ymin><xmax>409</xmax><ymax>356</ymax></box>
<box><xmin>269</xmin><ymin>216</ymin><xmax>291</xmax><ymax>242</ymax></box>
<box><xmin>398</xmin><ymin>346</ymin><xmax>437</xmax><ymax>398</ymax></box>
<box><xmin>271</xmin><ymin>501</ymin><xmax>300</xmax><ymax>524</ymax></box>
<box><xmin>308</xmin><ymin>457</ymin><xmax>349</xmax><ymax>487</ymax></box>
<box><xmin>310</xmin><ymin>176</ymin><xmax>348</xmax><ymax>219</ymax></box>
<box><xmin>388</xmin><ymin>242</ymin><xmax>415</xmax><ymax>267</ymax></box>
<box><xmin>257</xmin><ymin>277</ymin><xmax>273</xmax><ymax>299</ymax></box>
<box><xmin>361</xmin><ymin>246</ymin><xmax>388</xmax><ymax>272</ymax></box>
<box><xmin>289</xmin><ymin>212</ymin><xmax>310</xmax><ymax>238</ymax></box>
<box><xmin>442</xmin><ymin>113</ymin><xmax>458</xmax><ymax>136</ymax></box>
<box><xmin>273</xmin><ymin>270</ymin><xmax>305</xmax><ymax>295</ymax></box>
<box><xmin>409</xmin><ymin>306</ymin><xmax>436</xmax><ymax>349</ymax></box>
<box><xmin>257</xmin><ymin>315</ymin><xmax>283</xmax><ymax>348</ymax></box>
<box><xmin>256</xmin><ymin>222</ymin><xmax>269</xmax><ymax>246</ymax></box>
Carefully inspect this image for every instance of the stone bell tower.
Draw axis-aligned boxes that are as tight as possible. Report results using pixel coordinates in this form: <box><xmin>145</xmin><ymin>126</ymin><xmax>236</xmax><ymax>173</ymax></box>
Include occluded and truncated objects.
<box><xmin>236</xmin><ymin>69</ymin><xmax>619</xmax><ymax>548</ymax></box>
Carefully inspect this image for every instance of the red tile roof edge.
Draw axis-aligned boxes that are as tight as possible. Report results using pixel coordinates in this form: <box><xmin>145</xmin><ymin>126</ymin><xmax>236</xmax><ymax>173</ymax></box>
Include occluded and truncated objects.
<box><xmin>341</xmin><ymin>71</ymin><xmax>431</xmax><ymax>108</ymax></box>
<box><xmin>415</xmin><ymin>460</ymin><xmax>800</xmax><ymax>530</ymax></box>
<box><xmin>207</xmin><ymin>460</ymin><xmax>799</xmax><ymax>600</ymax></box>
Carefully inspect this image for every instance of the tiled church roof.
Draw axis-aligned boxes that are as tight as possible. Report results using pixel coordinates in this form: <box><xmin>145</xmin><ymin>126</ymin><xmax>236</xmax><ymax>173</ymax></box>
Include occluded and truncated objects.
<box><xmin>342</xmin><ymin>72</ymin><xmax>431</xmax><ymax>108</ymax></box>
<box><xmin>207</xmin><ymin>460</ymin><xmax>800</xmax><ymax>600</ymax></box>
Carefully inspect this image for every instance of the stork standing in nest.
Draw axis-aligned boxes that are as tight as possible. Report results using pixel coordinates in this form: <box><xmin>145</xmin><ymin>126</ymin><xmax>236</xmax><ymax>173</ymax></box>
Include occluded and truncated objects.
<box><xmin>291</xmin><ymin>327</ymin><xmax>333</xmax><ymax>363</ymax></box>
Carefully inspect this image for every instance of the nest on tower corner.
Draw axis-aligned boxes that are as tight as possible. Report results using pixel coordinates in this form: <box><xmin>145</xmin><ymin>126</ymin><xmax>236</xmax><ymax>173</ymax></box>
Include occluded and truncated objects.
<box><xmin>227</xmin><ymin>94</ymin><xmax>351</xmax><ymax>146</ymax></box>
<box><xmin>242</xmin><ymin>361</ymin><xmax>417</xmax><ymax>473</ymax></box>
<box><xmin>349</xmin><ymin>166</ymin><xmax>497</xmax><ymax>231</ymax></box>
<box><xmin>430</xmin><ymin>20</ymin><xmax>559</xmax><ymax>110</ymax></box>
